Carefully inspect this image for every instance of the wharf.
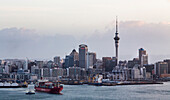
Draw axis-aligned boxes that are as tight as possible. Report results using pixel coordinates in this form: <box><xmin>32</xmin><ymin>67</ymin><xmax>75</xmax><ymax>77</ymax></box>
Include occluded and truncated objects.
<box><xmin>61</xmin><ymin>80</ymin><xmax>83</xmax><ymax>85</ymax></box>
<box><xmin>88</xmin><ymin>81</ymin><xmax>163</xmax><ymax>86</ymax></box>
<box><xmin>116</xmin><ymin>81</ymin><xmax>163</xmax><ymax>85</ymax></box>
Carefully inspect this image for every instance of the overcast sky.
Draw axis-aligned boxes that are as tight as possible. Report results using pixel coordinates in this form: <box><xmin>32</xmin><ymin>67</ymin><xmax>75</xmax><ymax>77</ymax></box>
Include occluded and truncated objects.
<box><xmin>0</xmin><ymin>0</ymin><xmax>170</xmax><ymax>63</ymax></box>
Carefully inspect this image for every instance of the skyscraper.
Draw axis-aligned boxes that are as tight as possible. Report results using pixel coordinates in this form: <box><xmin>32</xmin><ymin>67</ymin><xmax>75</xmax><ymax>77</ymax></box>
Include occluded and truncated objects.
<box><xmin>70</xmin><ymin>49</ymin><xmax>79</xmax><ymax>67</ymax></box>
<box><xmin>86</xmin><ymin>52</ymin><xmax>97</xmax><ymax>69</ymax></box>
<box><xmin>64</xmin><ymin>55</ymin><xmax>74</xmax><ymax>68</ymax></box>
<box><xmin>79</xmin><ymin>44</ymin><xmax>88</xmax><ymax>69</ymax></box>
<box><xmin>114</xmin><ymin>17</ymin><xmax>120</xmax><ymax>66</ymax></box>
<box><xmin>139</xmin><ymin>48</ymin><xmax>148</xmax><ymax>66</ymax></box>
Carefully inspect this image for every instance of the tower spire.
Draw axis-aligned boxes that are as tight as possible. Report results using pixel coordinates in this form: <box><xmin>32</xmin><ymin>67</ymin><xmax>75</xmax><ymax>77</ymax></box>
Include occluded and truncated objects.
<box><xmin>116</xmin><ymin>16</ymin><xmax>118</xmax><ymax>33</ymax></box>
<box><xmin>114</xmin><ymin>16</ymin><xmax>120</xmax><ymax>66</ymax></box>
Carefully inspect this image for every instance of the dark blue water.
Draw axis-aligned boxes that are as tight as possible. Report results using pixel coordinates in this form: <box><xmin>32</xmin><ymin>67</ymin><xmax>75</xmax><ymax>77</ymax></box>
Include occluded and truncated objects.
<box><xmin>0</xmin><ymin>82</ymin><xmax>170</xmax><ymax>100</ymax></box>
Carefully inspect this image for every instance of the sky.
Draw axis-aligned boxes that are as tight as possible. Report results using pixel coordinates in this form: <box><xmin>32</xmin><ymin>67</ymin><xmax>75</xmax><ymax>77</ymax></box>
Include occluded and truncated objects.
<box><xmin>0</xmin><ymin>0</ymin><xmax>170</xmax><ymax>63</ymax></box>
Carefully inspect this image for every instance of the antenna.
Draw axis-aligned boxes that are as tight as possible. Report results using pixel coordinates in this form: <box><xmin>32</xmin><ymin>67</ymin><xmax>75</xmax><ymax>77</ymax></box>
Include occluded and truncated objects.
<box><xmin>116</xmin><ymin>16</ymin><xmax>118</xmax><ymax>33</ymax></box>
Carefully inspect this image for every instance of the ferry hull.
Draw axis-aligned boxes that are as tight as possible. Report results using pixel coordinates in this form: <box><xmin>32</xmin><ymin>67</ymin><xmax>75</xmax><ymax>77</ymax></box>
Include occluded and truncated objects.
<box><xmin>35</xmin><ymin>86</ymin><xmax>63</xmax><ymax>94</ymax></box>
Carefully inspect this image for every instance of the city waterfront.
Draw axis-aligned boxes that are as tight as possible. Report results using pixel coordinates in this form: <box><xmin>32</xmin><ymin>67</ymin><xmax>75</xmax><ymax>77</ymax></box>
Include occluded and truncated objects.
<box><xmin>0</xmin><ymin>82</ymin><xmax>170</xmax><ymax>100</ymax></box>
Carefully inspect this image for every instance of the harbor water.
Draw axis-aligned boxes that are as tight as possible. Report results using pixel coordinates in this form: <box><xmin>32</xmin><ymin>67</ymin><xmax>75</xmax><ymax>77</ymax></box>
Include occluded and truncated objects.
<box><xmin>0</xmin><ymin>82</ymin><xmax>170</xmax><ymax>100</ymax></box>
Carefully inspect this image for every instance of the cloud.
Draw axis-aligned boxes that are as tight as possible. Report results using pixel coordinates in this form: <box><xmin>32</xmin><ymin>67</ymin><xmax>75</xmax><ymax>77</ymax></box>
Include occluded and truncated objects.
<box><xmin>0</xmin><ymin>21</ymin><xmax>170</xmax><ymax>63</ymax></box>
<box><xmin>87</xmin><ymin>21</ymin><xmax>170</xmax><ymax>63</ymax></box>
<box><xmin>0</xmin><ymin>27</ymin><xmax>78</xmax><ymax>60</ymax></box>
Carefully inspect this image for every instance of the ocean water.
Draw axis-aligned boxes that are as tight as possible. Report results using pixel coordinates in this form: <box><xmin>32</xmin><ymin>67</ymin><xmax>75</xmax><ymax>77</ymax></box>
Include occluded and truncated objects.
<box><xmin>0</xmin><ymin>82</ymin><xmax>170</xmax><ymax>100</ymax></box>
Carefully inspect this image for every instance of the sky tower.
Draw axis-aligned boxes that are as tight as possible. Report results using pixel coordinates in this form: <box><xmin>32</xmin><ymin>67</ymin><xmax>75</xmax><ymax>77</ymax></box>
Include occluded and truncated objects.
<box><xmin>114</xmin><ymin>17</ymin><xmax>120</xmax><ymax>65</ymax></box>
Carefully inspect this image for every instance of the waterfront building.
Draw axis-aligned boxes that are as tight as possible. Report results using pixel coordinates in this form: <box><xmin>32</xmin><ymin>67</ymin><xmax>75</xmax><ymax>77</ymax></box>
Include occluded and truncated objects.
<box><xmin>144</xmin><ymin>64</ymin><xmax>154</xmax><ymax>75</ymax></box>
<box><xmin>127</xmin><ymin>58</ymin><xmax>139</xmax><ymax>68</ymax></box>
<box><xmin>34</xmin><ymin>68</ymin><xmax>43</xmax><ymax>79</ymax></box>
<box><xmin>132</xmin><ymin>66</ymin><xmax>143</xmax><ymax>79</ymax></box>
<box><xmin>68</xmin><ymin>67</ymin><xmax>81</xmax><ymax>79</ymax></box>
<box><xmin>80</xmin><ymin>68</ymin><xmax>87</xmax><ymax>80</ymax></box>
<box><xmin>118</xmin><ymin>60</ymin><xmax>127</xmax><ymax>69</ymax></box>
<box><xmin>132</xmin><ymin>67</ymin><xmax>141</xmax><ymax>79</ymax></box>
<box><xmin>52</xmin><ymin>68</ymin><xmax>63</xmax><ymax>77</ymax></box>
<box><xmin>155</xmin><ymin>61</ymin><xmax>168</xmax><ymax>77</ymax></box>
<box><xmin>112</xmin><ymin>68</ymin><xmax>129</xmax><ymax>81</ymax></box>
<box><xmin>30</xmin><ymin>75</ymin><xmax>38</xmax><ymax>81</ymax></box>
<box><xmin>0</xmin><ymin>73</ymin><xmax>10</xmax><ymax>80</ymax></box>
<box><xmin>164</xmin><ymin>59</ymin><xmax>170</xmax><ymax>74</ymax></box>
<box><xmin>79</xmin><ymin>44</ymin><xmax>88</xmax><ymax>69</ymax></box>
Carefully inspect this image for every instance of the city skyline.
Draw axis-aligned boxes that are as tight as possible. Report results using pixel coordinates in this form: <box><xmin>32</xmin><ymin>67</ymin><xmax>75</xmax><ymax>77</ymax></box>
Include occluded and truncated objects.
<box><xmin>1</xmin><ymin>1</ymin><xmax>170</xmax><ymax>100</ymax></box>
<box><xmin>0</xmin><ymin>21</ymin><xmax>170</xmax><ymax>63</ymax></box>
<box><xmin>0</xmin><ymin>0</ymin><xmax>170</xmax><ymax>63</ymax></box>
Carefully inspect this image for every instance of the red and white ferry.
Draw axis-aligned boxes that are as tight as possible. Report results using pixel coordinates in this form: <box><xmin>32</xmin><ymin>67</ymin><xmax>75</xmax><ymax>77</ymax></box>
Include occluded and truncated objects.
<box><xmin>35</xmin><ymin>79</ymin><xmax>63</xmax><ymax>94</ymax></box>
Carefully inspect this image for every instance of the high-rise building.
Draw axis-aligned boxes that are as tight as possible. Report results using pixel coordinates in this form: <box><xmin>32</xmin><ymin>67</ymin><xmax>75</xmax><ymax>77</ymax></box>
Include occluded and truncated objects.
<box><xmin>86</xmin><ymin>52</ymin><xmax>97</xmax><ymax>69</ymax></box>
<box><xmin>70</xmin><ymin>49</ymin><xmax>79</xmax><ymax>61</ymax></box>
<box><xmin>54</xmin><ymin>56</ymin><xmax>60</xmax><ymax>67</ymax></box>
<box><xmin>131</xmin><ymin>66</ymin><xmax>146</xmax><ymax>79</ymax></box>
<box><xmin>70</xmin><ymin>49</ymin><xmax>79</xmax><ymax>66</ymax></box>
<box><xmin>31</xmin><ymin>65</ymin><xmax>38</xmax><ymax>74</ymax></box>
<box><xmin>42</xmin><ymin>68</ymin><xmax>50</xmax><ymax>77</ymax></box>
<box><xmin>5</xmin><ymin>65</ymin><xmax>9</xmax><ymax>74</ymax></box>
<box><xmin>24</xmin><ymin>59</ymin><xmax>28</xmax><ymax>70</ymax></box>
<box><xmin>102</xmin><ymin>57</ymin><xmax>112</xmax><ymax>70</ymax></box>
<box><xmin>47</xmin><ymin>60</ymin><xmax>54</xmax><ymax>68</ymax></box>
<box><xmin>127</xmin><ymin>58</ymin><xmax>139</xmax><ymax>68</ymax></box>
<box><xmin>35</xmin><ymin>68</ymin><xmax>42</xmax><ymax>79</ymax></box>
<box><xmin>15</xmin><ymin>61</ymin><xmax>23</xmax><ymax>69</ymax></box>
<box><xmin>139</xmin><ymin>48</ymin><xmax>148</xmax><ymax>66</ymax></box>
<box><xmin>102</xmin><ymin>57</ymin><xmax>117</xmax><ymax>72</ymax></box>
<box><xmin>79</xmin><ymin>44</ymin><xmax>88</xmax><ymax>69</ymax></box>
<box><xmin>35</xmin><ymin>61</ymin><xmax>43</xmax><ymax>68</ymax></box>
<box><xmin>68</xmin><ymin>67</ymin><xmax>81</xmax><ymax>79</ymax></box>
<box><xmin>164</xmin><ymin>59</ymin><xmax>170</xmax><ymax>74</ymax></box>
<box><xmin>155</xmin><ymin>61</ymin><xmax>168</xmax><ymax>77</ymax></box>
<box><xmin>52</xmin><ymin>68</ymin><xmax>63</xmax><ymax>77</ymax></box>
<box><xmin>64</xmin><ymin>55</ymin><xmax>74</xmax><ymax>68</ymax></box>
<box><xmin>95</xmin><ymin>59</ymin><xmax>103</xmax><ymax>69</ymax></box>
<box><xmin>144</xmin><ymin>64</ymin><xmax>154</xmax><ymax>75</ymax></box>
<box><xmin>92</xmin><ymin>53</ymin><xmax>97</xmax><ymax>65</ymax></box>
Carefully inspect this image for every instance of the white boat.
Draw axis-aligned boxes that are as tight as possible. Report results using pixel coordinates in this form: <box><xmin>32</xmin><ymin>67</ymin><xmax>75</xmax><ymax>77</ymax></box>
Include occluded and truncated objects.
<box><xmin>0</xmin><ymin>82</ymin><xmax>20</xmax><ymax>88</ymax></box>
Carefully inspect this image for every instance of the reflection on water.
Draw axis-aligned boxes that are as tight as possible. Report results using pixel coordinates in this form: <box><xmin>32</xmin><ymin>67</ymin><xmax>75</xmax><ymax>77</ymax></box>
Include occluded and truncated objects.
<box><xmin>0</xmin><ymin>82</ymin><xmax>170</xmax><ymax>100</ymax></box>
